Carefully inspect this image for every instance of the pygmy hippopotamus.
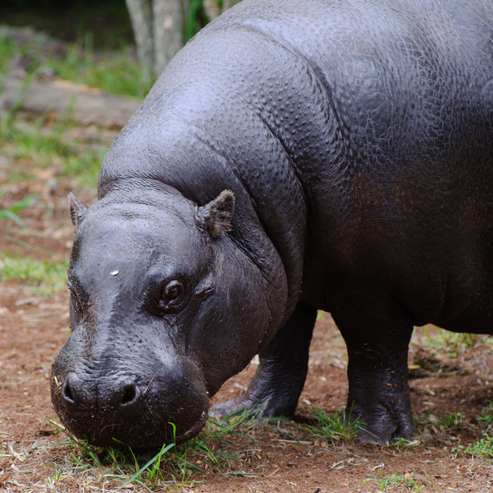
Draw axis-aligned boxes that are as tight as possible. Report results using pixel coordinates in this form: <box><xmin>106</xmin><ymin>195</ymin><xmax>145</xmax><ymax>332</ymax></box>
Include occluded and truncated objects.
<box><xmin>51</xmin><ymin>0</ymin><xmax>493</xmax><ymax>447</ymax></box>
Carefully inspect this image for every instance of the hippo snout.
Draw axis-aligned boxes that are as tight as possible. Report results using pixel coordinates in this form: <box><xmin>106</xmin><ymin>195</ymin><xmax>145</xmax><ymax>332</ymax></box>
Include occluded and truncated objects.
<box><xmin>61</xmin><ymin>373</ymin><xmax>141</xmax><ymax>411</ymax></box>
<box><xmin>51</xmin><ymin>358</ymin><xmax>210</xmax><ymax>448</ymax></box>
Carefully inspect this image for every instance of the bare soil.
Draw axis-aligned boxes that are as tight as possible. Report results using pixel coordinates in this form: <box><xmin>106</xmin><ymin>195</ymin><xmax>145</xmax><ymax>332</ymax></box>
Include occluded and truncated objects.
<box><xmin>1</xmin><ymin>116</ymin><xmax>493</xmax><ymax>493</ymax></box>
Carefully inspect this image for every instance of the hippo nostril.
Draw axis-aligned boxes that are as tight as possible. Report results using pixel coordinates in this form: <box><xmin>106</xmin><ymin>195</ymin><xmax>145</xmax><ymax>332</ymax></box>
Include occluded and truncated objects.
<box><xmin>121</xmin><ymin>384</ymin><xmax>138</xmax><ymax>406</ymax></box>
<box><xmin>63</xmin><ymin>382</ymin><xmax>74</xmax><ymax>403</ymax></box>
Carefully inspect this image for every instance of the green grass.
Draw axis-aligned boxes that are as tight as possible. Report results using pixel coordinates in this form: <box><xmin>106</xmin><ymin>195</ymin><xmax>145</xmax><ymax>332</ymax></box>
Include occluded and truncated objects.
<box><xmin>420</xmin><ymin>326</ymin><xmax>479</xmax><ymax>358</ymax></box>
<box><xmin>0</xmin><ymin>189</ymin><xmax>37</xmax><ymax>227</ymax></box>
<box><xmin>363</xmin><ymin>472</ymin><xmax>425</xmax><ymax>492</ymax></box>
<box><xmin>453</xmin><ymin>427</ymin><xmax>493</xmax><ymax>459</ymax></box>
<box><xmin>389</xmin><ymin>437</ymin><xmax>420</xmax><ymax>447</ymax></box>
<box><xmin>0</xmin><ymin>104</ymin><xmax>104</xmax><ymax>187</ymax></box>
<box><xmin>0</xmin><ymin>25</ymin><xmax>153</xmax><ymax>98</ymax></box>
<box><xmin>0</xmin><ymin>26</ymin><xmax>17</xmax><ymax>76</ymax></box>
<box><xmin>463</xmin><ymin>428</ymin><xmax>493</xmax><ymax>458</ymax></box>
<box><xmin>47</xmin><ymin>40</ymin><xmax>155</xmax><ymax>98</ymax></box>
<box><xmin>414</xmin><ymin>410</ymin><xmax>464</xmax><ymax>434</ymax></box>
<box><xmin>0</xmin><ymin>0</ymin><xmax>220</xmax><ymax>100</ymax></box>
<box><xmin>2</xmin><ymin>118</ymin><xmax>71</xmax><ymax>166</ymax></box>
<box><xmin>478</xmin><ymin>400</ymin><xmax>493</xmax><ymax>424</ymax></box>
<box><xmin>48</xmin><ymin>410</ymin><xmax>259</xmax><ymax>489</ymax></box>
<box><xmin>0</xmin><ymin>30</ymin><xmax>131</xmax><ymax>189</ymax></box>
<box><xmin>450</xmin><ymin>403</ymin><xmax>493</xmax><ymax>458</ymax></box>
<box><xmin>0</xmin><ymin>254</ymin><xmax>68</xmax><ymax>294</ymax></box>
<box><xmin>438</xmin><ymin>411</ymin><xmax>463</xmax><ymax>430</ymax></box>
<box><xmin>307</xmin><ymin>407</ymin><xmax>364</xmax><ymax>444</ymax></box>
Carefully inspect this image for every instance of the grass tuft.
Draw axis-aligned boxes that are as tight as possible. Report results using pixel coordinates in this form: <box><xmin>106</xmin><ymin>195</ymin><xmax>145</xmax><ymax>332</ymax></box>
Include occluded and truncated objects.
<box><xmin>0</xmin><ymin>189</ymin><xmax>38</xmax><ymax>228</ymax></box>
<box><xmin>0</xmin><ymin>254</ymin><xmax>68</xmax><ymax>294</ymax></box>
<box><xmin>363</xmin><ymin>471</ymin><xmax>425</xmax><ymax>492</ymax></box>
<box><xmin>389</xmin><ymin>437</ymin><xmax>420</xmax><ymax>448</ymax></box>
<box><xmin>307</xmin><ymin>407</ymin><xmax>364</xmax><ymax>444</ymax></box>
<box><xmin>464</xmin><ymin>430</ymin><xmax>493</xmax><ymax>458</ymax></box>
<box><xmin>438</xmin><ymin>411</ymin><xmax>463</xmax><ymax>430</ymax></box>
<box><xmin>478</xmin><ymin>400</ymin><xmax>493</xmax><ymax>424</ymax></box>
<box><xmin>453</xmin><ymin>427</ymin><xmax>493</xmax><ymax>458</ymax></box>
<box><xmin>421</xmin><ymin>326</ymin><xmax>478</xmax><ymax>357</ymax></box>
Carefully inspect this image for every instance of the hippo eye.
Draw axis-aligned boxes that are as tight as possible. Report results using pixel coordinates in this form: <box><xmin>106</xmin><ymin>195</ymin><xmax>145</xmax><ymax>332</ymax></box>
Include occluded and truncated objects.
<box><xmin>159</xmin><ymin>279</ymin><xmax>187</xmax><ymax>313</ymax></box>
<box><xmin>164</xmin><ymin>281</ymin><xmax>182</xmax><ymax>300</ymax></box>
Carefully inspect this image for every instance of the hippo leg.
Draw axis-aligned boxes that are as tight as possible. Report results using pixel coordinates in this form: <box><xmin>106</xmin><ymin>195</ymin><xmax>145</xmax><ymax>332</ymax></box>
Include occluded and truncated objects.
<box><xmin>212</xmin><ymin>303</ymin><xmax>317</xmax><ymax>418</ymax></box>
<box><xmin>331</xmin><ymin>290</ymin><xmax>416</xmax><ymax>444</ymax></box>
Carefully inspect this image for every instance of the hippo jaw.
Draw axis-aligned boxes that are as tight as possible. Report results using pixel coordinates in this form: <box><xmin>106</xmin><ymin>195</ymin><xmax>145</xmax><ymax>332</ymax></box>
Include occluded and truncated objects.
<box><xmin>51</xmin><ymin>185</ymin><xmax>284</xmax><ymax>448</ymax></box>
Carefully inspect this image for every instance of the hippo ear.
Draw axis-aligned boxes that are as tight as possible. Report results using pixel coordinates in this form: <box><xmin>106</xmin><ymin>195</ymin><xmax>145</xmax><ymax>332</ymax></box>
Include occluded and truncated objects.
<box><xmin>68</xmin><ymin>192</ymin><xmax>88</xmax><ymax>228</ymax></box>
<box><xmin>197</xmin><ymin>190</ymin><xmax>235</xmax><ymax>238</ymax></box>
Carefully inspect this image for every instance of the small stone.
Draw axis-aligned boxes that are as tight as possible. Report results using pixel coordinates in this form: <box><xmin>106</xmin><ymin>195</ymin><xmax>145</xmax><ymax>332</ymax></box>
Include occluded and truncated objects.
<box><xmin>110</xmin><ymin>270</ymin><xmax>119</xmax><ymax>276</ymax></box>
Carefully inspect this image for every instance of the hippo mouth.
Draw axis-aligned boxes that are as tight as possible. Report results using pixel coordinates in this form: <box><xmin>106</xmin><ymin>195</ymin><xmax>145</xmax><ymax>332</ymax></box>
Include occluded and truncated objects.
<box><xmin>175</xmin><ymin>411</ymin><xmax>209</xmax><ymax>444</ymax></box>
<box><xmin>51</xmin><ymin>390</ymin><xmax>209</xmax><ymax>448</ymax></box>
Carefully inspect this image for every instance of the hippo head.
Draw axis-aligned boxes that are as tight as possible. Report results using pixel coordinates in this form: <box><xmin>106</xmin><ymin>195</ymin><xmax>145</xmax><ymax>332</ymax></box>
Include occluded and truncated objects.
<box><xmin>51</xmin><ymin>181</ymin><xmax>285</xmax><ymax>448</ymax></box>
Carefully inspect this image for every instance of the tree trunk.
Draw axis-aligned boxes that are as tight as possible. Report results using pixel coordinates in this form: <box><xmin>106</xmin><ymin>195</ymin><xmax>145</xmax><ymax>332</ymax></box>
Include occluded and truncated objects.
<box><xmin>203</xmin><ymin>0</ymin><xmax>221</xmax><ymax>21</ymax></box>
<box><xmin>126</xmin><ymin>0</ymin><xmax>185</xmax><ymax>78</ymax></box>
<box><xmin>152</xmin><ymin>0</ymin><xmax>185</xmax><ymax>76</ymax></box>
<box><xmin>126</xmin><ymin>0</ymin><xmax>239</xmax><ymax>78</ymax></box>
<box><xmin>222</xmin><ymin>0</ymin><xmax>235</xmax><ymax>13</ymax></box>
<box><xmin>125</xmin><ymin>0</ymin><xmax>154</xmax><ymax>80</ymax></box>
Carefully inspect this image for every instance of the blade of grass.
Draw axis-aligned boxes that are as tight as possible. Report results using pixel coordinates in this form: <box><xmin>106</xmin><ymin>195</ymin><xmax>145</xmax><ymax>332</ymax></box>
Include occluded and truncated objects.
<box><xmin>0</xmin><ymin>193</ymin><xmax>37</xmax><ymax>228</ymax></box>
<box><xmin>115</xmin><ymin>444</ymin><xmax>176</xmax><ymax>490</ymax></box>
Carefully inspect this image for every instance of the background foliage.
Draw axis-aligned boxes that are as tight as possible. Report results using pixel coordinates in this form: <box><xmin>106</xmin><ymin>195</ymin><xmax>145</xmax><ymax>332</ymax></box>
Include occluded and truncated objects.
<box><xmin>1</xmin><ymin>0</ymin><xmax>135</xmax><ymax>50</ymax></box>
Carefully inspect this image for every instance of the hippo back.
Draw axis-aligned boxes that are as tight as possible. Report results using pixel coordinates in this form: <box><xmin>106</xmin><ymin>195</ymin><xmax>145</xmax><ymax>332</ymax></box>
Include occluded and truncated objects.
<box><xmin>100</xmin><ymin>0</ymin><xmax>493</xmax><ymax>325</ymax></box>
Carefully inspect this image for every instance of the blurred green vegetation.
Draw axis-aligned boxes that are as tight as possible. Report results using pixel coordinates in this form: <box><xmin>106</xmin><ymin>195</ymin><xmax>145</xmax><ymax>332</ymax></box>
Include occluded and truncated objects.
<box><xmin>0</xmin><ymin>106</ymin><xmax>104</xmax><ymax>187</ymax></box>
<box><xmin>0</xmin><ymin>0</ymin><xmax>213</xmax><ymax>54</ymax></box>
<box><xmin>0</xmin><ymin>0</ymin><xmax>134</xmax><ymax>51</ymax></box>
<box><xmin>50</xmin><ymin>41</ymin><xmax>155</xmax><ymax>98</ymax></box>
<box><xmin>0</xmin><ymin>0</ymin><xmax>218</xmax><ymax>97</ymax></box>
<box><xmin>0</xmin><ymin>26</ymin><xmax>154</xmax><ymax>97</ymax></box>
<box><xmin>0</xmin><ymin>254</ymin><xmax>69</xmax><ymax>294</ymax></box>
<box><xmin>0</xmin><ymin>190</ymin><xmax>38</xmax><ymax>227</ymax></box>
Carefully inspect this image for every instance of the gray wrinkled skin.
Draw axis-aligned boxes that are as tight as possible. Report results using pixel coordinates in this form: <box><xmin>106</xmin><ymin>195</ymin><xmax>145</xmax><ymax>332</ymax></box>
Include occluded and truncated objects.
<box><xmin>52</xmin><ymin>0</ymin><xmax>493</xmax><ymax>447</ymax></box>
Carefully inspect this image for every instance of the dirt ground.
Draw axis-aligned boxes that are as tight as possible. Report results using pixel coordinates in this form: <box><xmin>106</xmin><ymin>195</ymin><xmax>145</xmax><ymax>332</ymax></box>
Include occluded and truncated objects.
<box><xmin>1</xmin><ymin>106</ymin><xmax>493</xmax><ymax>493</ymax></box>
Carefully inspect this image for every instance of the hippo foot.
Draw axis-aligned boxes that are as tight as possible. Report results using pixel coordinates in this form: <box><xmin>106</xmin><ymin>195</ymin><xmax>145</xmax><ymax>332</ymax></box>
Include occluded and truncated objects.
<box><xmin>344</xmin><ymin>365</ymin><xmax>417</xmax><ymax>444</ymax></box>
<box><xmin>211</xmin><ymin>390</ymin><xmax>291</xmax><ymax>420</ymax></box>
<box><xmin>330</xmin><ymin>289</ymin><xmax>417</xmax><ymax>444</ymax></box>
<box><xmin>349</xmin><ymin>401</ymin><xmax>416</xmax><ymax>444</ymax></box>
